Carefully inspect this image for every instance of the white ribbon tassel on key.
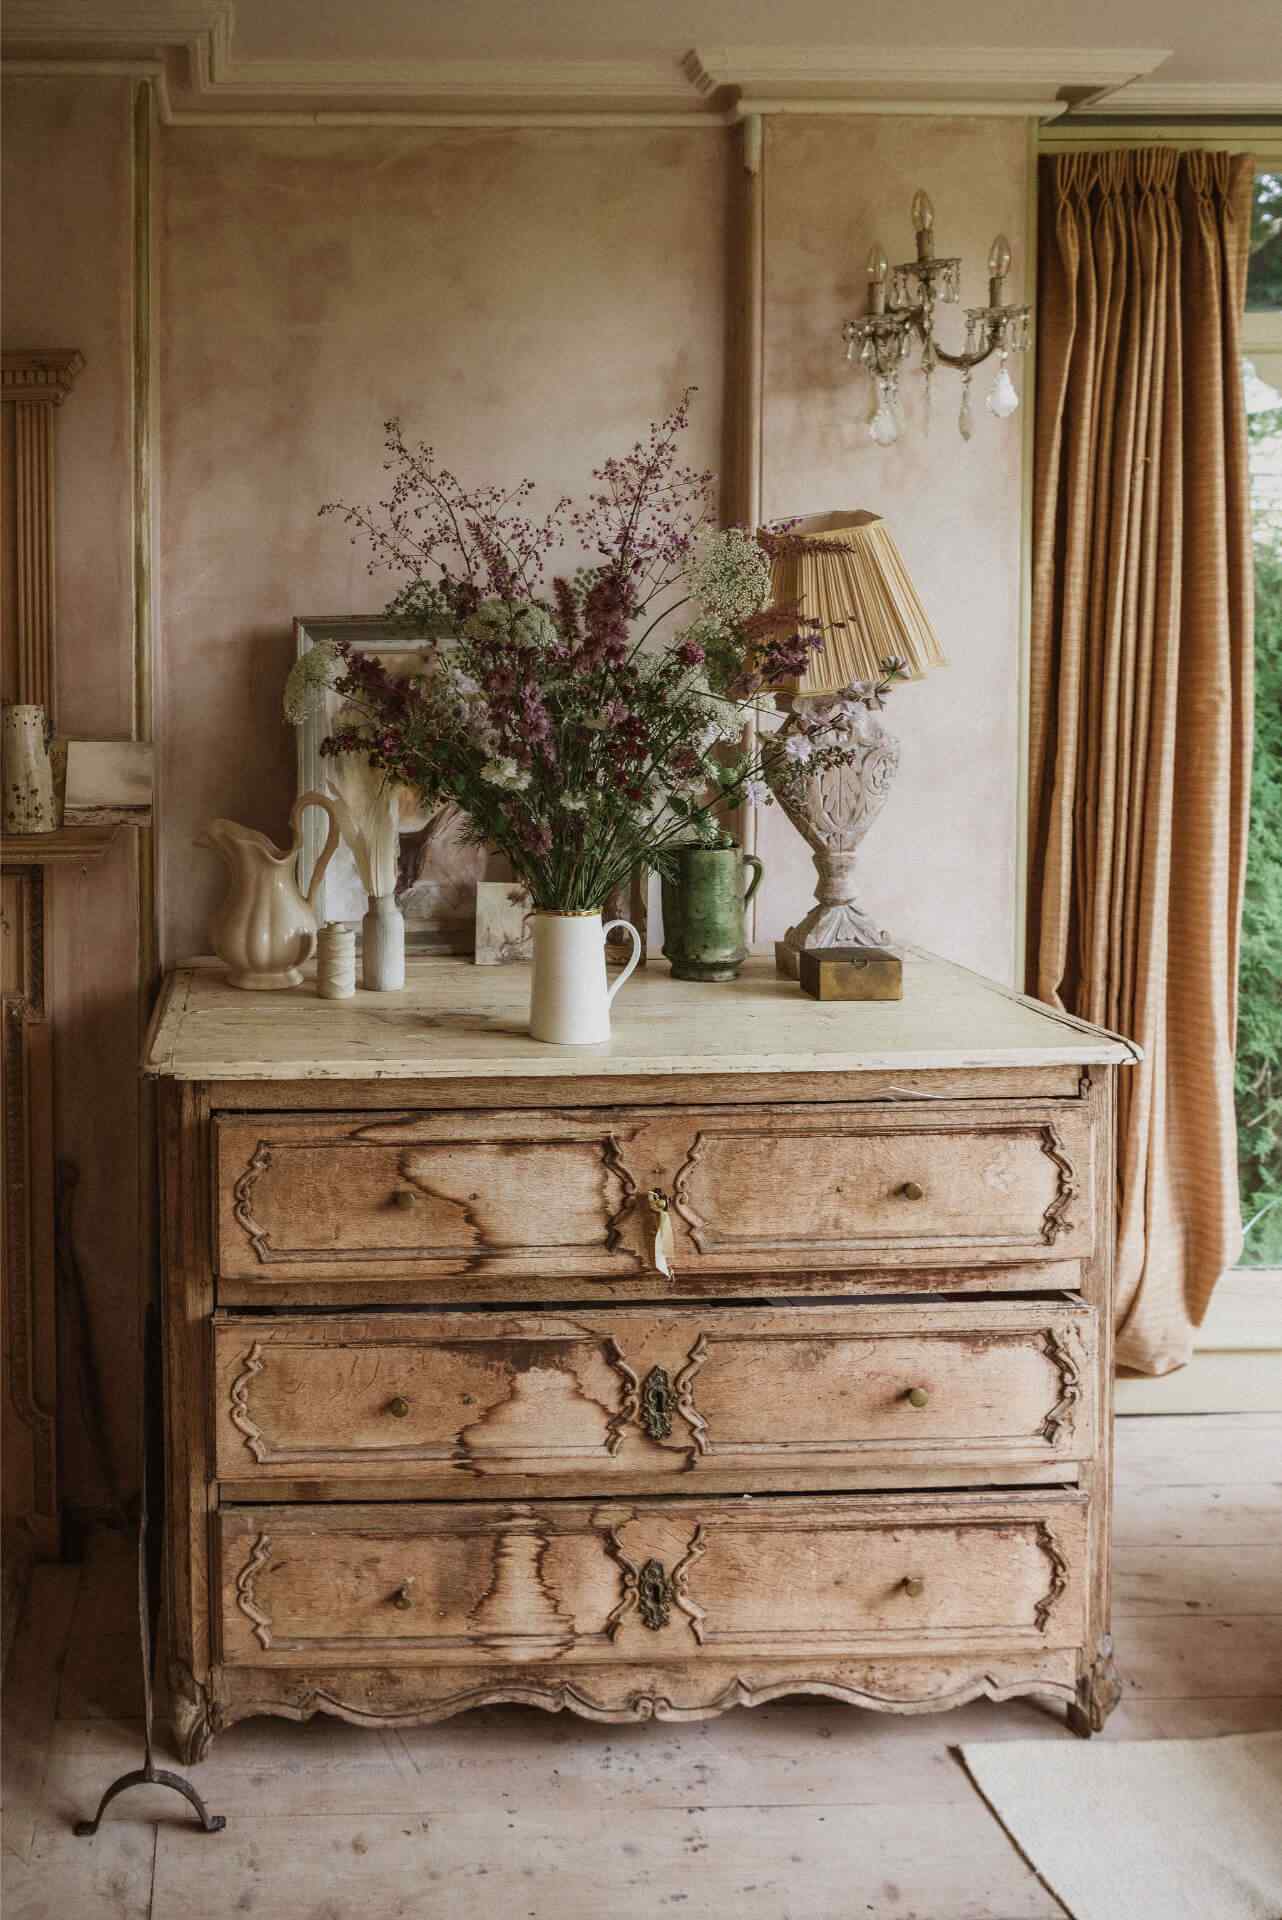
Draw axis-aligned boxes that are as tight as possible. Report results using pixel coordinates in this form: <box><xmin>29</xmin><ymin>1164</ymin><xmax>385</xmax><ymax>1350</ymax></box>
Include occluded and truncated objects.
<box><xmin>647</xmin><ymin>1190</ymin><xmax>676</xmax><ymax>1278</ymax></box>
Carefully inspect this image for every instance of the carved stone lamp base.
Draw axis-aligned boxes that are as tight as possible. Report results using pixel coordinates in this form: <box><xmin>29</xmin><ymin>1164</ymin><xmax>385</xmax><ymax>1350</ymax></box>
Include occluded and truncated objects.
<box><xmin>766</xmin><ymin>697</ymin><xmax>901</xmax><ymax>980</ymax></box>
<box><xmin>776</xmin><ymin>903</ymin><xmax>899</xmax><ymax>981</ymax></box>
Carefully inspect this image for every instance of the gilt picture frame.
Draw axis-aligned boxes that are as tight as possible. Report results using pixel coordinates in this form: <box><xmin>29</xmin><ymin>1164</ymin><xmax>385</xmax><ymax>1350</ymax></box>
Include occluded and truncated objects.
<box><xmin>293</xmin><ymin>615</ymin><xmax>484</xmax><ymax>952</ymax></box>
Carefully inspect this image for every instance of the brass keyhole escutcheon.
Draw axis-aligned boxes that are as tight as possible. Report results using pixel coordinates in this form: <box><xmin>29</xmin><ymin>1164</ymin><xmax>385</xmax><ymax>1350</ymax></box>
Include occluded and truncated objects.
<box><xmin>640</xmin><ymin>1366</ymin><xmax>675</xmax><ymax>1442</ymax></box>
<box><xmin>898</xmin><ymin>1181</ymin><xmax>925</xmax><ymax>1201</ymax></box>
<box><xmin>906</xmin><ymin>1386</ymin><xmax>929</xmax><ymax>1409</ymax></box>
<box><xmin>391</xmin><ymin>1580</ymin><xmax>415</xmax><ymax>1611</ymax></box>
<box><xmin>637</xmin><ymin>1558</ymin><xmax>672</xmax><ymax>1631</ymax></box>
<box><xmin>393</xmin><ymin>1188</ymin><xmax>418</xmax><ymax>1210</ymax></box>
<box><xmin>902</xmin><ymin>1576</ymin><xmax>925</xmax><ymax>1598</ymax></box>
<box><xmin>387</xmin><ymin>1396</ymin><xmax>411</xmax><ymax>1418</ymax></box>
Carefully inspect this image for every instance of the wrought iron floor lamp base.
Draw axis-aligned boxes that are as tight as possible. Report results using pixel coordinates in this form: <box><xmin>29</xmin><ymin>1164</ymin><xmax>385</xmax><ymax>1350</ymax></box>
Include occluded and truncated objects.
<box><xmin>73</xmin><ymin>1303</ymin><xmax>225</xmax><ymax>1838</ymax></box>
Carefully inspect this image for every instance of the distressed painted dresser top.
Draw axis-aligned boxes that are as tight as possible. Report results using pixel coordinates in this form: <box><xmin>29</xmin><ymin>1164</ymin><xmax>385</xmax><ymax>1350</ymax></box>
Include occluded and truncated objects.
<box><xmin>144</xmin><ymin>950</ymin><xmax>1138</xmax><ymax>1083</ymax></box>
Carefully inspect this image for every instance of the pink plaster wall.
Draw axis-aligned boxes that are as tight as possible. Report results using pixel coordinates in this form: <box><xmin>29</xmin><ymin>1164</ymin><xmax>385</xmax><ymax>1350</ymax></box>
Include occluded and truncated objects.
<box><xmin>2</xmin><ymin>76</ymin><xmax>143</xmax><ymax>1505</ymax></box>
<box><xmin>158</xmin><ymin>125</ymin><xmax>733</xmax><ymax>963</ymax></box>
<box><xmin>5</xmin><ymin>94</ymin><xmax>1031</xmax><ymax>1506</ymax></box>
<box><xmin>1</xmin><ymin>76</ymin><xmax>136</xmax><ymax>737</ymax></box>
<box><xmin>755</xmin><ymin>116</ymin><xmax>1029</xmax><ymax>983</ymax></box>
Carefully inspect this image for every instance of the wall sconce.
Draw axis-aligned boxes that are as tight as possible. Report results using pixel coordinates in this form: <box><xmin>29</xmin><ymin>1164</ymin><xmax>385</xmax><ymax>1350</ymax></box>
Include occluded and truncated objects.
<box><xmin>842</xmin><ymin>190</ymin><xmax>1031</xmax><ymax>446</ymax></box>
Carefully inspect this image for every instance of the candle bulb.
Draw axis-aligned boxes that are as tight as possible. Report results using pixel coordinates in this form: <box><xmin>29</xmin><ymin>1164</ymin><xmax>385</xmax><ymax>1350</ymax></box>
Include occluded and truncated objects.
<box><xmin>866</xmin><ymin>243</ymin><xmax>888</xmax><ymax>315</ymax></box>
<box><xmin>988</xmin><ymin>232</ymin><xmax>1011</xmax><ymax>306</ymax></box>
<box><xmin>911</xmin><ymin>189</ymin><xmax>935</xmax><ymax>261</ymax></box>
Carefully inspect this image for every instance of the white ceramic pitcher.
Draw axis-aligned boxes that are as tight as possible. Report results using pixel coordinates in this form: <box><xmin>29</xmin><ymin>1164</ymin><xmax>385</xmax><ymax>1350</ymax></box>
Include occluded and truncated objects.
<box><xmin>198</xmin><ymin>791</ymin><xmax>341</xmax><ymax>989</ymax></box>
<box><xmin>529</xmin><ymin>910</ymin><xmax>641</xmax><ymax>1045</ymax></box>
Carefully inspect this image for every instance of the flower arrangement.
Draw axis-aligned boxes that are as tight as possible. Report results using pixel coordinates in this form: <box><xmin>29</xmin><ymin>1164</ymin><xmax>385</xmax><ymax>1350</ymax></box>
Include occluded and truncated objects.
<box><xmin>286</xmin><ymin>393</ymin><xmax>890</xmax><ymax>915</ymax></box>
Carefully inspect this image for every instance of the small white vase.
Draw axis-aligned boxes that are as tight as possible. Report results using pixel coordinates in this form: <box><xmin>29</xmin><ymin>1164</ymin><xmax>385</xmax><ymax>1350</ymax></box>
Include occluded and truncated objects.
<box><xmin>529</xmin><ymin>910</ymin><xmax>641</xmax><ymax>1046</ymax></box>
<box><xmin>362</xmin><ymin>893</ymin><xmax>406</xmax><ymax>991</ymax></box>
<box><xmin>2</xmin><ymin>704</ymin><xmax>58</xmax><ymax>834</ymax></box>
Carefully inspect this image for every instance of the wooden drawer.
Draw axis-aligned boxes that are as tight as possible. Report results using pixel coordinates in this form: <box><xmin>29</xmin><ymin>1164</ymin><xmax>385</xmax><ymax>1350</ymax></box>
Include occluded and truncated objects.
<box><xmin>212</xmin><ymin>1299</ymin><xmax>1097</xmax><ymax>1497</ymax></box>
<box><xmin>214</xmin><ymin>1100</ymin><xmax>1096</xmax><ymax>1301</ymax></box>
<box><xmin>216</xmin><ymin>1490</ymin><xmax>1089</xmax><ymax>1667</ymax></box>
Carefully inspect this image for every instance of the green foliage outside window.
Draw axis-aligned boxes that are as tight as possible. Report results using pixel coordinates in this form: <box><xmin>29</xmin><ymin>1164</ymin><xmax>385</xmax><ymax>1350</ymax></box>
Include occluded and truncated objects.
<box><xmin>1247</xmin><ymin>171</ymin><xmax>1282</xmax><ymax>311</ymax></box>
<box><xmin>1238</xmin><ymin>404</ymin><xmax>1282</xmax><ymax>1263</ymax></box>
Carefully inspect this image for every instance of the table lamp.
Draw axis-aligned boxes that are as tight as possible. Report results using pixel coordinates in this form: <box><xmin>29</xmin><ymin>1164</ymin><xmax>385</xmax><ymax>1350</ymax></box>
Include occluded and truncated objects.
<box><xmin>765</xmin><ymin>511</ymin><xmax>944</xmax><ymax>977</ymax></box>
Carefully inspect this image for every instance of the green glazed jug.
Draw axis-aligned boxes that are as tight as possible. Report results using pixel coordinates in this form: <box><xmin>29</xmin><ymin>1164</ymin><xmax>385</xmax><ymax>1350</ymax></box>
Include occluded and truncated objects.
<box><xmin>661</xmin><ymin>844</ymin><xmax>765</xmax><ymax>982</ymax></box>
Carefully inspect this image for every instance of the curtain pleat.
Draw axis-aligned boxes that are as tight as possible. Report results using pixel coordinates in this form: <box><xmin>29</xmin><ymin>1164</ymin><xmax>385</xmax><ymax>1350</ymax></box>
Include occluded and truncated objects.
<box><xmin>1029</xmin><ymin>149</ymin><xmax>1255</xmax><ymax>1374</ymax></box>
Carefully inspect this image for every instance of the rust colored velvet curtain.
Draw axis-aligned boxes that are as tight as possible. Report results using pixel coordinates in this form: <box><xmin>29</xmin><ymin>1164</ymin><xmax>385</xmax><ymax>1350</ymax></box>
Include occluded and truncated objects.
<box><xmin>1028</xmin><ymin>150</ymin><xmax>1255</xmax><ymax>1375</ymax></box>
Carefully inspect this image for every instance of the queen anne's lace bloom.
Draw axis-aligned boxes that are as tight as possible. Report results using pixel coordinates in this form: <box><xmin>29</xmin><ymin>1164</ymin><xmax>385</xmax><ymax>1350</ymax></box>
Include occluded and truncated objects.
<box><xmin>282</xmin><ymin>640</ymin><xmax>343</xmax><ymax>724</ymax></box>
<box><xmin>686</xmin><ymin>529</ymin><xmax>773</xmax><ymax>627</ymax></box>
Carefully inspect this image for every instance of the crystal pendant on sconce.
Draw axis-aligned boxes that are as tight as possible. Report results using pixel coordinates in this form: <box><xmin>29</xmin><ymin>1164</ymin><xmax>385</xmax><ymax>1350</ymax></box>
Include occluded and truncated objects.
<box><xmin>869</xmin><ymin>377</ymin><xmax>899</xmax><ymax>446</ymax></box>
<box><xmin>987</xmin><ymin>360</ymin><xmax>1020</xmax><ymax>419</ymax></box>
<box><xmin>958</xmin><ymin>369</ymin><xmax>975</xmax><ymax>442</ymax></box>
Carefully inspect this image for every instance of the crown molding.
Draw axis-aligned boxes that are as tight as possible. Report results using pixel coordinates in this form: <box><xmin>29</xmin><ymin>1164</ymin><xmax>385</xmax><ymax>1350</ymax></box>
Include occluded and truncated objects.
<box><xmin>1</xmin><ymin>13</ymin><xmax>1183</xmax><ymax>127</ymax></box>
<box><xmin>1084</xmin><ymin>81</ymin><xmax>1282</xmax><ymax>116</ymax></box>
<box><xmin>2</xmin><ymin>3</ymin><xmax>715</xmax><ymax>120</ymax></box>
<box><xmin>689</xmin><ymin>45</ymin><xmax>1172</xmax><ymax>119</ymax></box>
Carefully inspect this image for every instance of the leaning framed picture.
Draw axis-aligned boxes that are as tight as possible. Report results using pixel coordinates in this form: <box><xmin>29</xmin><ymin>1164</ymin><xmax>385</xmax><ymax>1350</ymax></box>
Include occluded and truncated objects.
<box><xmin>293</xmin><ymin>615</ymin><xmax>485</xmax><ymax>953</ymax></box>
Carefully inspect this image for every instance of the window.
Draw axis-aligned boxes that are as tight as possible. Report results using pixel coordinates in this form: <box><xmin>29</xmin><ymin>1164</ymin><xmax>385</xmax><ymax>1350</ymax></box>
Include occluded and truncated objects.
<box><xmin>1238</xmin><ymin>165</ymin><xmax>1282</xmax><ymax>1265</ymax></box>
<box><xmin>1247</xmin><ymin>170</ymin><xmax>1282</xmax><ymax>313</ymax></box>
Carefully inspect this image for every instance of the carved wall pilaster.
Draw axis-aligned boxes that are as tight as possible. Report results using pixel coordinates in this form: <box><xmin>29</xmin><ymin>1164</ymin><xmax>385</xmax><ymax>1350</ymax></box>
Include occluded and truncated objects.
<box><xmin>1</xmin><ymin>349</ymin><xmax>83</xmax><ymax>720</ymax></box>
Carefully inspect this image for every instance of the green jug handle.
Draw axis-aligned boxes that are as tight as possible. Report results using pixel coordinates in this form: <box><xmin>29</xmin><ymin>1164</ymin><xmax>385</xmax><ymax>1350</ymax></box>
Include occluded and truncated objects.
<box><xmin>743</xmin><ymin>855</ymin><xmax>765</xmax><ymax>905</ymax></box>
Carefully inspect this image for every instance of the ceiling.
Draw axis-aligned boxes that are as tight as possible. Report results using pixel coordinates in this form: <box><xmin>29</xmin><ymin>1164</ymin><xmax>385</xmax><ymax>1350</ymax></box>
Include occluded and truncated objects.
<box><xmin>4</xmin><ymin>0</ymin><xmax>1280</xmax><ymax>118</ymax></box>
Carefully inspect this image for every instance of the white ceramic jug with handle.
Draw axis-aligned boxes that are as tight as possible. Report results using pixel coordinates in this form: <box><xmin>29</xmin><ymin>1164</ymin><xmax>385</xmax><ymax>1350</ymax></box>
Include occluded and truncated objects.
<box><xmin>529</xmin><ymin>910</ymin><xmax>641</xmax><ymax>1045</ymax></box>
<box><xmin>198</xmin><ymin>791</ymin><xmax>341</xmax><ymax>989</ymax></box>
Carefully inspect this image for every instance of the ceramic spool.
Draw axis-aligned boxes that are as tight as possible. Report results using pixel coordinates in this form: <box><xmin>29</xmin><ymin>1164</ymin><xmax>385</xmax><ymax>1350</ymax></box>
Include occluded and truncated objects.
<box><xmin>316</xmin><ymin>922</ymin><xmax>356</xmax><ymax>998</ymax></box>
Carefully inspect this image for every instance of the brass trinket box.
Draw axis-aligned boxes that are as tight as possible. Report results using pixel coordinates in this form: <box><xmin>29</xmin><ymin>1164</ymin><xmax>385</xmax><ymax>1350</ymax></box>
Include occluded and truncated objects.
<box><xmin>797</xmin><ymin>945</ymin><xmax>903</xmax><ymax>1001</ymax></box>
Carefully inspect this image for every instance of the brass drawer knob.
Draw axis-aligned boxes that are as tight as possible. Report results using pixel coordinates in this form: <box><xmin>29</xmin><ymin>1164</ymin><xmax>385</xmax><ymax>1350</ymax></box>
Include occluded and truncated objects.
<box><xmin>906</xmin><ymin>1386</ymin><xmax>929</xmax><ymax>1409</ymax></box>
<box><xmin>391</xmin><ymin>1581</ymin><xmax>415</xmax><ymax>1611</ymax></box>
<box><xmin>898</xmin><ymin>1181</ymin><xmax>925</xmax><ymax>1201</ymax></box>
<box><xmin>902</xmin><ymin>1576</ymin><xmax>925</xmax><ymax>1598</ymax></box>
<box><xmin>387</xmin><ymin>1396</ymin><xmax>411</xmax><ymax>1419</ymax></box>
<box><xmin>393</xmin><ymin>1189</ymin><xmax>418</xmax><ymax>1210</ymax></box>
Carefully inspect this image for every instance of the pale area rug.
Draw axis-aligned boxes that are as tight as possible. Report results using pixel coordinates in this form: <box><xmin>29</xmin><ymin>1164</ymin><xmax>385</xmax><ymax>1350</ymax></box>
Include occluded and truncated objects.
<box><xmin>960</xmin><ymin>1733</ymin><xmax>1282</xmax><ymax>1920</ymax></box>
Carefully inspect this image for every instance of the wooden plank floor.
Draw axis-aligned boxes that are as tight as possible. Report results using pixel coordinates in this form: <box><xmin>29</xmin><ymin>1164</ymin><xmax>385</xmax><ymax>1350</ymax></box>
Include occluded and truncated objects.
<box><xmin>4</xmin><ymin>1412</ymin><xmax>1280</xmax><ymax>1920</ymax></box>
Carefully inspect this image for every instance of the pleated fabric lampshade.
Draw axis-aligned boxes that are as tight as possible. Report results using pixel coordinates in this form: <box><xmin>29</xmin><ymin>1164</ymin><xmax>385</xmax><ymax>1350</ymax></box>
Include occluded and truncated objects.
<box><xmin>769</xmin><ymin>511</ymin><xmax>946</xmax><ymax>695</ymax></box>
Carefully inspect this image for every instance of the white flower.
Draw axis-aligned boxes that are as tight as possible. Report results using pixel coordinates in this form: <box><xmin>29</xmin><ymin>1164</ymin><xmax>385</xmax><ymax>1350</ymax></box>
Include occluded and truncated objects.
<box><xmin>282</xmin><ymin>640</ymin><xmax>343</xmax><ymax>724</ymax></box>
<box><xmin>686</xmin><ymin>528</ymin><xmax>772</xmax><ymax>626</ymax></box>
<box><xmin>742</xmin><ymin>778</ymin><xmax>769</xmax><ymax>808</ymax></box>
<box><xmin>783</xmin><ymin>732</ymin><xmax>814</xmax><ymax>763</ymax></box>
<box><xmin>510</xmin><ymin>605</ymin><xmax>558</xmax><ymax>650</ymax></box>
<box><xmin>698</xmin><ymin>709</ymin><xmax>738</xmax><ymax>750</ymax></box>
<box><xmin>559</xmin><ymin>792</ymin><xmax>589</xmax><ymax>813</ymax></box>
<box><xmin>481</xmin><ymin>757</ymin><xmax>532</xmax><ymax>792</ymax></box>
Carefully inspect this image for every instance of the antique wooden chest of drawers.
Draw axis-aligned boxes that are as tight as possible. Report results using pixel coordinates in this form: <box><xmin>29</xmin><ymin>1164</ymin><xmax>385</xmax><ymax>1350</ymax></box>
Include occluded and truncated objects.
<box><xmin>144</xmin><ymin>951</ymin><xmax>1137</xmax><ymax>1761</ymax></box>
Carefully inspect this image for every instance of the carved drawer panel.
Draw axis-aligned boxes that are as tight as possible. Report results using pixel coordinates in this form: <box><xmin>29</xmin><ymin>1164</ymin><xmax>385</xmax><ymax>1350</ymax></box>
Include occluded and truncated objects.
<box><xmin>216</xmin><ymin>1490</ymin><xmax>1089</xmax><ymax>1668</ymax></box>
<box><xmin>212</xmin><ymin>1299</ymin><xmax>1097</xmax><ymax>1496</ymax></box>
<box><xmin>214</xmin><ymin>1111</ymin><xmax>643</xmax><ymax>1287</ymax></box>
<box><xmin>214</xmin><ymin>1100</ymin><xmax>1095</xmax><ymax>1301</ymax></box>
